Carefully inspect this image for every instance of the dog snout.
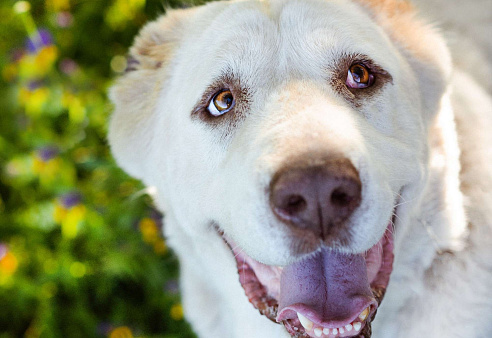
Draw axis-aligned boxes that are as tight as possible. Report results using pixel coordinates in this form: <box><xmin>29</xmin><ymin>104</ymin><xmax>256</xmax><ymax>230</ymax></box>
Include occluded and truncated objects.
<box><xmin>269</xmin><ymin>157</ymin><xmax>361</xmax><ymax>239</ymax></box>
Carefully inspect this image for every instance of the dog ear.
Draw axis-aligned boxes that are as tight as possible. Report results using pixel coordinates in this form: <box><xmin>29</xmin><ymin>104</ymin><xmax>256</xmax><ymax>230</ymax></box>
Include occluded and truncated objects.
<box><xmin>354</xmin><ymin>0</ymin><xmax>452</xmax><ymax>121</ymax></box>
<box><xmin>108</xmin><ymin>9</ymin><xmax>196</xmax><ymax>181</ymax></box>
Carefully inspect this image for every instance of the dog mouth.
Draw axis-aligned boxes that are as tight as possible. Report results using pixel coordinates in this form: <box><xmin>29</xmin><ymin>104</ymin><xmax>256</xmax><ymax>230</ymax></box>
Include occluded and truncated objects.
<box><xmin>221</xmin><ymin>224</ymin><xmax>394</xmax><ymax>338</ymax></box>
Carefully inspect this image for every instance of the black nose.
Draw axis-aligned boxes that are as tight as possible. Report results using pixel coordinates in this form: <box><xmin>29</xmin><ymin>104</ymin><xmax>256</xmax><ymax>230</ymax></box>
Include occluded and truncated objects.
<box><xmin>269</xmin><ymin>157</ymin><xmax>361</xmax><ymax>239</ymax></box>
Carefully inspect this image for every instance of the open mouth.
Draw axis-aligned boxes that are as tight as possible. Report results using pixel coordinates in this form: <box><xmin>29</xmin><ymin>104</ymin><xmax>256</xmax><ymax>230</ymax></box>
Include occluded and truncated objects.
<box><xmin>221</xmin><ymin>224</ymin><xmax>394</xmax><ymax>338</ymax></box>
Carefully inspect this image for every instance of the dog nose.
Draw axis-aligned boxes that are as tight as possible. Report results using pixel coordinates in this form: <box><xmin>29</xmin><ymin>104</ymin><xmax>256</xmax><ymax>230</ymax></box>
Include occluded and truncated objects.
<box><xmin>269</xmin><ymin>158</ymin><xmax>361</xmax><ymax>238</ymax></box>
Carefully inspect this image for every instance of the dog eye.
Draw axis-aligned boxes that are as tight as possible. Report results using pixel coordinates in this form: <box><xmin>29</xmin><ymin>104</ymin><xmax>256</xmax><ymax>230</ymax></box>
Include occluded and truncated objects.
<box><xmin>346</xmin><ymin>64</ymin><xmax>374</xmax><ymax>89</ymax></box>
<box><xmin>207</xmin><ymin>90</ymin><xmax>235</xmax><ymax>116</ymax></box>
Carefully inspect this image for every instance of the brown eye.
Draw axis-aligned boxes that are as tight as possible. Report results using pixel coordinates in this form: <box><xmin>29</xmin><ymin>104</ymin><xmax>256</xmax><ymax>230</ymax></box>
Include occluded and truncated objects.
<box><xmin>346</xmin><ymin>64</ymin><xmax>374</xmax><ymax>89</ymax></box>
<box><xmin>208</xmin><ymin>90</ymin><xmax>235</xmax><ymax>116</ymax></box>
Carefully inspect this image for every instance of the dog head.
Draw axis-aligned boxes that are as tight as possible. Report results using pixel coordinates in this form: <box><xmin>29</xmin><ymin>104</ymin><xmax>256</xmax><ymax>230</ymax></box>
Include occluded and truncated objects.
<box><xmin>109</xmin><ymin>0</ymin><xmax>451</xmax><ymax>336</ymax></box>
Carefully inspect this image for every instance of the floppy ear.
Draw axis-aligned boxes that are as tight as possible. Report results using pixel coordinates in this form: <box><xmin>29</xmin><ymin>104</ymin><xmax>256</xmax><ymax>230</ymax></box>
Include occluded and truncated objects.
<box><xmin>354</xmin><ymin>0</ymin><xmax>452</xmax><ymax>121</ymax></box>
<box><xmin>108</xmin><ymin>9</ymin><xmax>196</xmax><ymax>180</ymax></box>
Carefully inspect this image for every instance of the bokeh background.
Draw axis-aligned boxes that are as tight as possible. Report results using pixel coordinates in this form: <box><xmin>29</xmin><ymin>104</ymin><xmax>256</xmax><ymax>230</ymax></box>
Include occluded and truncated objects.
<box><xmin>1</xmin><ymin>0</ymin><xmax>491</xmax><ymax>337</ymax></box>
<box><xmin>0</xmin><ymin>1</ymin><xmax>206</xmax><ymax>337</ymax></box>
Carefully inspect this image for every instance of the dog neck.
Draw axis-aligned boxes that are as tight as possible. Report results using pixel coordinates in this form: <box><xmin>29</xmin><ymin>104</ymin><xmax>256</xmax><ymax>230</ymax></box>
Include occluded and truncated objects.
<box><xmin>395</xmin><ymin>92</ymin><xmax>468</xmax><ymax>271</ymax></box>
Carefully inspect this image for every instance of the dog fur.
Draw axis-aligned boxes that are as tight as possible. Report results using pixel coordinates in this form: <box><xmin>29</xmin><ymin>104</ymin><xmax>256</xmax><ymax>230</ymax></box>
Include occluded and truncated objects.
<box><xmin>108</xmin><ymin>0</ymin><xmax>492</xmax><ymax>337</ymax></box>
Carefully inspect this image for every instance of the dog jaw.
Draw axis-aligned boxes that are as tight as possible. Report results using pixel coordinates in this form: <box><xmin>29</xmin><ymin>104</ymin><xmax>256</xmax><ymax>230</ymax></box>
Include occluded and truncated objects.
<box><xmin>221</xmin><ymin>222</ymin><xmax>394</xmax><ymax>338</ymax></box>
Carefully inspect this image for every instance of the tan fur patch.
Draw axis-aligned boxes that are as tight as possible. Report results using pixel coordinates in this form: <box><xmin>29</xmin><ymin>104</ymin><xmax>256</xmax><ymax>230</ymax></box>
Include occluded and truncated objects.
<box><xmin>358</xmin><ymin>0</ymin><xmax>414</xmax><ymax>17</ymax></box>
<box><xmin>130</xmin><ymin>8</ymin><xmax>197</xmax><ymax>70</ymax></box>
<box><xmin>353</xmin><ymin>0</ymin><xmax>452</xmax><ymax>120</ymax></box>
<box><xmin>353</xmin><ymin>0</ymin><xmax>447</xmax><ymax>64</ymax></box>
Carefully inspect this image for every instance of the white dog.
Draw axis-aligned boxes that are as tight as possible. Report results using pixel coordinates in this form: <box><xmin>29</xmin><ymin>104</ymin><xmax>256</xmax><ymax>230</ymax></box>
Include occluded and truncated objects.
<box><xmin>108</xmin><ymin>0</ymin><xmax>492</xmax><ymax>337</ymax></box>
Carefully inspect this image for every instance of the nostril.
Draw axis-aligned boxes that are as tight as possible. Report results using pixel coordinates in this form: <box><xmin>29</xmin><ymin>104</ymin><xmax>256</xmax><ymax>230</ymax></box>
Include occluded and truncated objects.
<box><xmin>330</xmin><ymin>188</ymin><xmax>352</xmax><ymax>207</ymax></box>
<box><xmin>284</xmin><ymin>195</ymin><xmax>307</xmax><ymax>215</ymax></box>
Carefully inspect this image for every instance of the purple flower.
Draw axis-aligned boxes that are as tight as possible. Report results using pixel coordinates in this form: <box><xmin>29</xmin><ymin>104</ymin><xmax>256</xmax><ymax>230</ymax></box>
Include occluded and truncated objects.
<box><xmin>60</xmin><ymin>58</ymin><xmax>78</xmax><ymax>75</ymax></box>
<box><xmin>56</xmin><ymin>12</ymin><xmax>73</xmax><ymax>28</ymax></box>
<box><xmin>37</xmin><ymin>146</ymin><xmax>59</xmax><ymax>161</ymax></box>
<box><xmin>10</xmin><ymin>49</ymin><xmax>25</xmax><ymax>62</ymax></box>
<box><xmin>26</xmin><ymin>29</ymin><xmax>53</xmax><ymax>53</ymax></box>
<box><xmin>28</xmin><ymin>80</ymin><xmax>44</xmax><ymax>91</ymax></box>
<box><xmin>0</xmin><ymin>244</ymin><xmax>7</xmax><ymax>260</ymax></box>
<box><xmin>150</xmin><ymin>208</ymin><xmax>163</xmax><ymax>220</ymax></box>
<box><xmin>150</xmin><ymin>208</ymin><xmax>164</xmax><ymax>231</ymax></box>
<box><xmin>96</xmin><ymin>322</ymin><xmax>113</xmax><ymax>336</ymax></box>
<box><xmin>60</xmin><ymin>192</ymin><xmax>82</xmax><ymax>208</ymax></box>
<box><xmin>165</xmin><ymin>280</ymin><xmax>180</xmax><ymax>295</ymax></box>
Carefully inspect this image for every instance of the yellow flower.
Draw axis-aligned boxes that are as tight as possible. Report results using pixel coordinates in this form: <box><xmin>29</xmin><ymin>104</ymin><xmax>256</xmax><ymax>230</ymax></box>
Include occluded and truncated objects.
<box><xmin>61</xmin><ymin>204</ymin><xmax>86</xmax><ymax>239</ymax></box>
<box><xmin>68</xmin><ymin>96</ymin><xmax>86</xmax><ymax>123</ymax></box>
<box><xmin>19</xmin><ymin>86</ymin><xmax>50</xmax><ymax>116</ymax></box>
<box><xmin>32</xmin><ymin>154</ymin><xmax>59</xmax><ymax>173</ymax></box>
<box><xmin>0</xmin><ymin>251</ymin><xmax>19</xmax><ymax>276</ymax></box>
<box><xmin>53</xmin><ymin>203</ymin><xmax>67</xmax><ymax>223</ymax></box>
<box><xmin>105</xmin><ymin>0</ymin><xmax>145</xmax><ymax>30</ymax></box>
<box><xmin>139</xmin><ymin>218</ymin><xmax>159</xmax><ymax>244</ymax></box>
<box><xmin>46</xmin><ymin>0</ymin><xmax>70</xmax><ymax>12</ymax></box>
<box><xmin>35</xmin><ymin>45</ymin><xmax>58</xmax><ymax>71</ymax></box>
<box><xmin>17</xmin><ymin>46</ymin><xmax>58</xmax><ymax>80</ymax></box>
<box><xmin>153</xmin><ymin>240</ymin><xmax>167</xmax><ymax>255</ymax></box>
<box><xmin>32</xmin><ymin>156</ymin><xmax>63</xmax><ymax>187</ymax></box>
<box><xmin>109</xmin><ymin>326</ymin><xmax>134</xmax><ymax>338</ymax></box>
<box><xmin>170</xmin><ymin>303</ymin><xmax>184</xmax><ymax>321</ymax></box>
<box><xmin>32</xmin><ymin>152</ymin><xmax>76</xmax><ymax>188</ymax></box>
<box><xmin>61</xmin><ymin>92</ymin><xmax>87</xmax><ymax>123</ymax></box>
<box><xmin>53</xmin><ymin>195</ymin><xmax>86</xmax><ymax>239</ymax></box>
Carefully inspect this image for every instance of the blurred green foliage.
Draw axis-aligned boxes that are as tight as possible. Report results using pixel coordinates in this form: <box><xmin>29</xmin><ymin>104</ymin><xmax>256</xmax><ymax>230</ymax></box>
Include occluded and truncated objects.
<box><xmin>0</xmin><ymin>0</ymin><xmax>205</xmax><ymax>337</ymax></box>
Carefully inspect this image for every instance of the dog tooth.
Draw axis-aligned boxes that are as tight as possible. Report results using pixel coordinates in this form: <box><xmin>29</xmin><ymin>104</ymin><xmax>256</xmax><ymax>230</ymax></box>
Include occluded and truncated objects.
<box><xmin>297</xmin><ymin>313</ymin><xmax>313</xmax><ymax>331</ymax></box>
<box><xmin>322</xmin><ymin>328</ymin><xmax>330</xmax><ymax>335</ymax></box>
<box><xmin>353</xmin><ymin>322</ymin><xmax>362</xmax><ymax>331</ymax></box>
<box><xmin>345</xmin><ymin>324</ymin><xmax>353</xmax><ymax>331</ymax></box>
<box><xmin>332</xmin><ymin>328</ymin><xmax>338</xmax><ymax>334</ymax></box>
<box><xmin>339</xmin><ymin>327</ymin><xmax>345</xmax><ymax>334</ymax></box>
<box><xmin>359</xmin><ymin>307</ymin><xmax>369</xmax><ymax>320</ymax></box>
<box><xmin>314</xmin><ymin>328</ymin><xmax>322</xmax><ymax>337</ymax></box>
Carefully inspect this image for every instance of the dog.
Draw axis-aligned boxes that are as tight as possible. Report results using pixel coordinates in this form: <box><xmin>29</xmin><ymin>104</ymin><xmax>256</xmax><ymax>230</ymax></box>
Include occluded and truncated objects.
<box><xmin>108</xmin><ymin>0</ymin><xmax>492</xmax><ymax>337</ymax></box>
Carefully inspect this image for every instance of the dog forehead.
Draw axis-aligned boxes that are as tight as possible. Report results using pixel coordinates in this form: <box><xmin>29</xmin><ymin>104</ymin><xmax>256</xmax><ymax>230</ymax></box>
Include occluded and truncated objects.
<box><xmin>188</xmin><ymin>0</ymin><xmax>398</xmax><ymax>82</ymax></box>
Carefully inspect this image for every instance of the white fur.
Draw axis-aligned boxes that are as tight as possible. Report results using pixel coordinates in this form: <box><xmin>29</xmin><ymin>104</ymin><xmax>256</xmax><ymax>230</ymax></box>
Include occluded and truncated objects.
<box><xmin>108</xmin><ymin>0</ymin><xmax>492</xmax><ymax>337</ymax></box>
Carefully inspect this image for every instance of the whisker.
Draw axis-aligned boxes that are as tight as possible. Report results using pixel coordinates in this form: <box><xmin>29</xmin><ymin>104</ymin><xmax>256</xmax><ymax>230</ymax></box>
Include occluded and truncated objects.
<box><xmin>234</xmin><ymin>247</ymin><xmax>245</xmax><ymax>260</ymax></box>
<box><xmin>392</xmin><ymin>191</ymin><xmax>417</xmax><ymax>207</ymax></box>
<box><xmin>419</xmin><ymin>219</ymin><xmax>444</xmax><ymax>255</ymax></box>
<box><xmin>393</xmin><ymin>198</ymin><xmax>415</xmax><ymax>208</ymax></box>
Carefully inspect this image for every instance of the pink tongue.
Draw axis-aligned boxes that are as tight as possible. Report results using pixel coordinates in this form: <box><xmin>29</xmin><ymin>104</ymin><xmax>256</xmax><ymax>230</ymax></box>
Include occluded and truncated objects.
<box><xmin>276</xmin><ymin>248</ymin><xmax>375</xmax><ymax>326</ymax></box>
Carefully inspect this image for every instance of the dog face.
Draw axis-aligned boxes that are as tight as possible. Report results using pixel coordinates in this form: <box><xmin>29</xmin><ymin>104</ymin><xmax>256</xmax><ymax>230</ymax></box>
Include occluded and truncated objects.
<box><xmin>109</xmin><ymin>0</ymin><xmax>451</xmax><ymax>336</ymax></box>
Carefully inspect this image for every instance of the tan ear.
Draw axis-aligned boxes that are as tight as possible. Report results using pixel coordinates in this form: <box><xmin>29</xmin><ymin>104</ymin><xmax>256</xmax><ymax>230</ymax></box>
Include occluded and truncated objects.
<box><xmin>128</xmin><ymin>8</ymin><xmax>196</xmax><ymax>71</ymax></box>
<box><xmin>354</xmin><ymin>0</ymin><xmax>452</xmax><ymax>120</ymax></box>
<box><xmin>108</xmin><ymin>8</ymin><xmax>196</xmax><ymax>180</ymax></box>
